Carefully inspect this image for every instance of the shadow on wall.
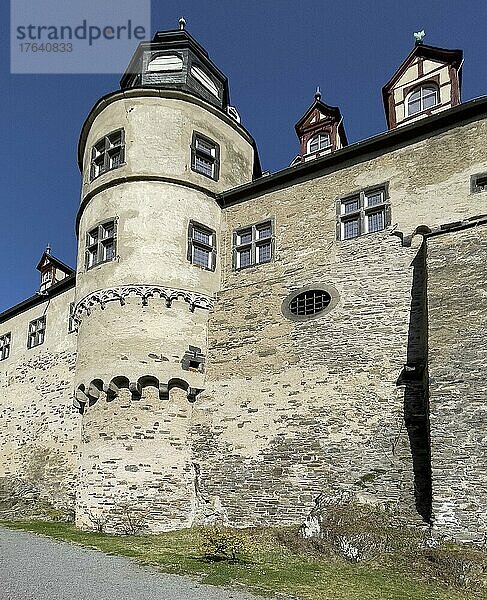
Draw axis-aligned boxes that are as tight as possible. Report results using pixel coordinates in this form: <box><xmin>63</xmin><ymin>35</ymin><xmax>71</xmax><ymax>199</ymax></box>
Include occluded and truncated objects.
<box><xmin>397</xmin><ymin>240</ymin><xmax>432</xmax><ymax>522</ymax></box>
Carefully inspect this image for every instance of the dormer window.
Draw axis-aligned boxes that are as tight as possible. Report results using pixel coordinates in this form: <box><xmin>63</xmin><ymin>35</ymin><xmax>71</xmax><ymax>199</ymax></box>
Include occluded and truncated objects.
<box><xmin>307</xmin><ymin>132</ymin><xmax>330</xmax><ymax>153</ymax></box>
<box><xmin>41</xmin><ymin>270</ymin><xmax>52</xmax><ymax>284</ymax></box>
<box><xmin>191</xmin><ymin>65</ymin><xmax>219</xmax><ymax>98</ymax></box>
<box><xmin>406</xmin><ymin>84</ymin><xmax>439</xmax><ymax>116</ymax></box>
<box><xmin>147</xmin><ymin>54</ymin><xmax>183</xmax><ymax>72</ymax></box>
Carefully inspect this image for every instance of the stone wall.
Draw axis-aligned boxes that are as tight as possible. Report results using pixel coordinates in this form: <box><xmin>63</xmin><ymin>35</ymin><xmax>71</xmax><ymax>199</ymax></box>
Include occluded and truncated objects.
<box><xmin>0</xmin><ymin>286</ymin><xmax>80</xmax><ymax>512</ymax></box>
<box><xmin>427</xmin><ymin>222</ymin><xmax>487</xmax><ymax>542</ymax></box>
<box><xmin>197</xmin><ymin>228</ymin><xmax>424</xmax><ymax>525</ymax></box>
<box><xmin>193</xmin><ymin>117</ymin><xmax>487</xmax><ymax>530</ymax></box>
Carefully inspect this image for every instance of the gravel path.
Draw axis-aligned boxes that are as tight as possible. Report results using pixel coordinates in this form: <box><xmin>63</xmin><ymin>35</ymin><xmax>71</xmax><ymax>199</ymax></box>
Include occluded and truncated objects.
<box><xmin>0</xmin><ymin>526</ymin><xmax>264</xmax><ymax>600</ymax></box>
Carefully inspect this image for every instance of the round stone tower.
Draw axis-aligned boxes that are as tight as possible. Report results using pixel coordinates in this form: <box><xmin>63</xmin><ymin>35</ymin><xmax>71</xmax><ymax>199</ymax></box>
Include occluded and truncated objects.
<box><xmin>72</xmin><ymin>25</ymin><xmax>259</xmax><ymax>532</ymax></box>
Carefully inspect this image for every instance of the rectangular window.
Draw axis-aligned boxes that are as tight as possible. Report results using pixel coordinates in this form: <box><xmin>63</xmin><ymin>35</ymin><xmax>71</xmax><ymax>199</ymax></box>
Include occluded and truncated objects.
<box><xmin>68</xmin><ymin>303</ymin><xmax>76</xmax><ymax>334</ymax></box>
<box><xmin>191</xmin><ymin>132</ymin><xmax>219</xmax><ymax>180</ymax></box>
<box><xmin>233</xmin><ymin>220</ymin><xmax>274</xmax><ymax>270</ymax></box>
<box><xmin>27</xmin><ymin>317</ymin><xmax>46</xmax><ymax>349</ymax></box>
<box><xmin>90</xmin><ymin>129</ymin><xmax>125</xmax><ymax>181</ymax></box>
<box><xmin>85</xmin><ymin>219</ymin><xmax>117</xmax><ymax>270</ymax></box>
<box><xmin>0</xmin><ymin>333</ymin><xmax>11</xmax><ymax>361</ymax></box>
<box><xmin>187</xmin><ymin>221</ymin><xmax>217</xmax><ymax>271</ymax></box>
<box><xmin>337</xmin><ymin>186</ymin><xmax>390</xmax><ymax>240</ymax></box>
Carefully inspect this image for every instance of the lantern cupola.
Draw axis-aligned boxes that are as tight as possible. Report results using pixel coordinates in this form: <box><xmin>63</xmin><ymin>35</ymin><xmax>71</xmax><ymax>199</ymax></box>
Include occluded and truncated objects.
<box><xmin>291</xmin><ymin>88</ymin><xmax>347</xmax><ymax>165</ymax></box>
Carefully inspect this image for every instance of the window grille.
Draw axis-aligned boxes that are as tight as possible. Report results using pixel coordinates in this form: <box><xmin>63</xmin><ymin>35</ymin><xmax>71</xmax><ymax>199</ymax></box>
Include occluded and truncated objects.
<box><xmin>289</xmin><ymin>290</ymin><xmax>331</xmax><ymax>317</ymax></box>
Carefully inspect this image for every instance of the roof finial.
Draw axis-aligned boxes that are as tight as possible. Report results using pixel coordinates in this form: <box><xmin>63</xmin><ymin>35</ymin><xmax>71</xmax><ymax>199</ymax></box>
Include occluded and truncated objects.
<box><xmin>314</xmin><ymin>85</ymin><xmax>321</xmax><ymax>101</ymax></box>
<box><xmin>413</xmin><ymin>30</ymin><xmax>425</xmax><ymax>45</ymax></box>
<box><xmin>46</xmin><ymin>243</ymin><xmax>51</xmax><ymax>255</ymax></box>
<box><xmin>179</xmin><ymin>16</ymin><xmax>186</xmax><ymax>30</ymax></box>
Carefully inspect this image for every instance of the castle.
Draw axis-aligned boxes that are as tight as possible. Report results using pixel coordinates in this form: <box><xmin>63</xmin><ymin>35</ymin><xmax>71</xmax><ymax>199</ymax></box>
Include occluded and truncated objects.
<box><xmin>1</xmin><ymin>24</ymin><xmax>486</xmax><ymax>542</ymax></box>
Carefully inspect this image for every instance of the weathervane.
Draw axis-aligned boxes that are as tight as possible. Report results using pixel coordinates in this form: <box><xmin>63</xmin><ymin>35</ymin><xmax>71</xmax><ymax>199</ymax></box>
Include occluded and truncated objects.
<box><xmin>179</xmin><ymin>17</ymin><xmax>186</xmax><ymax>30</ymax></box>
<box><xmin>314</xmin><ymin>86</ymin><xmax>321</xmax><ymax>101</ymax></box>
<box><xmin>413</xmin><ymin>30</ymin><xmax>425</xmax><ymax>45</ymax></box>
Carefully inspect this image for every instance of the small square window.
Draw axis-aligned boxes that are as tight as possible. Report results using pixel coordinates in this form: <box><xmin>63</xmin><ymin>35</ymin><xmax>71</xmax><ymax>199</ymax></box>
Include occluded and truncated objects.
<box><xmin>90</xmin><ymin>129</ymin><xmax>125</xmax><ymax>181</ymax></box>
<box><xmin>85</xmin><ymin>219</ymin><xmax>117</xmax><ymax>269</ymax></box>
<box><xmin>365</xmin><ymin>190</ymin><xmax>384</xmax><ymax>207</ymax></box>
<box><xmin>27</xmin><ymin>317</ymin><xmax>46</xmax><ymax>349</ymax></box>
<box><xmin>257</xmin><ymin>242</ymin><xmax>272</xmax><ymax>263</ymax></box>
<box><xmin>343</xmin><ymin>218</ymin><xmax>360</xmax><ymax>240</ymax></box>
<box><xmin>233</xmin><ymin>220</ymin><xmax>274</xmax><ymax>270</ymax></box>
<box><xmin>191</xmin><ymin>133</ymin><xmax>219</xmax><ymax>180</ymax></box>
<box><xmin>187</xmin><ymin>221</ymin><xmax>216</xmax><ymax>271</ymax></box>
<box><xmin>342</xmin><ymin>197</ymin><xmax>360</xmax><ymax>214</ymax></box>
<box><xmin>0</xmin><ymin>332</ymin><xmax>11</xmax><ymax>361</ymax></box>
<box><xmin>471</xmin><ymin>173</ymin><xmax>487</xmax><ymax>193</ymax></box>
<box><xmin>237</xmin><ymin>229</ymin><xmax>252</xmax><ymax>245</ymax></box>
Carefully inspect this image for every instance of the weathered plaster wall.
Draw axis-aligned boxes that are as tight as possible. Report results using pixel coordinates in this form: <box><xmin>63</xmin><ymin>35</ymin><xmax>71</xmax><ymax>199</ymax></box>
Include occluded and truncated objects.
<box><xmin>427</xmin><ymin>224</ymin><xmax>487</xmax><ymax>542</ymax></box>
<box><xmin>76</xmin><ymin>181</ymin><xmax>222</xmax><ymax>302</ymax></box>
<box><xmin>80</xmin><ymin>94</ymin><xmax>255</xmax><ymax>198</ymax></box>
<box><xmin>0</xmin><ymin>286</ymin><xmax>80</xmax><ymax>510</ymax></box>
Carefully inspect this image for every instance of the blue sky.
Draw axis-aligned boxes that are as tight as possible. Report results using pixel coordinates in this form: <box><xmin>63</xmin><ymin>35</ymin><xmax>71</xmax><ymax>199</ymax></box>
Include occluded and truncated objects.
<box><xmin>1</xmin><ymin>0</ymin><xmax>486</xmax><ymax>311</ymax></box>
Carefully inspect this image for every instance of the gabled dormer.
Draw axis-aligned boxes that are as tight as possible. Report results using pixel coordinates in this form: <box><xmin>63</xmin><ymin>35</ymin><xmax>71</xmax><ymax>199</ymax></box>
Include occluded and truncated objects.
<box><xmin>382</xmin><ymin>35</ymin><xmax>463</xmax><ymax>129</ymax></box>
<box><xmin>291</xmin><ymin>89</ymin><xmax>347</xmax><ymax>165</ymax></box>
<box><xmin>36</xmin><ymin>247</ymin><xmax>74</xmax><ymax>294</ymax></box>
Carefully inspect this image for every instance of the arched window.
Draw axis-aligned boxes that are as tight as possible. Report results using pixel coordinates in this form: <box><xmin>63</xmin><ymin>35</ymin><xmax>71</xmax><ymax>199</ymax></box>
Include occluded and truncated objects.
<box><xmin>406</xmin><ymin>84</ymin><xmax>439</xmax><ymax>116</ymax></box>
<box><xmin>307</xmin><ymin>132</ymin><xmax>330</xmax><ymax>153</ymax></box>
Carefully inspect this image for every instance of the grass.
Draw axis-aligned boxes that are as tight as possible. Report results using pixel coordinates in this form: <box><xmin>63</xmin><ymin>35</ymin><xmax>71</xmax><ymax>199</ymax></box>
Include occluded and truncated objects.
<box><xmin>1</xmin><ymin>519</ymin><xmax>485</xmax><ymax>600</ymax></box>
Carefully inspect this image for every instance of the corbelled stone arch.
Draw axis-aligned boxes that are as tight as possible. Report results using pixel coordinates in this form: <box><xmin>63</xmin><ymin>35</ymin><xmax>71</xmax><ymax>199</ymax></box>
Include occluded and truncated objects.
<box><xmin>87</xmin><ymin>379</ymin><xmax>104</xmax><ymax>407</ymax></box>
<box><xmin>168</xmin><ymin>377</ymin><xmax>203</xmax><ymax>403</ymax></box>
<box><xmin>137</xmin><ymin>375</ymin><xmax>167</xmax><ymax>401</ymax></box>
<box><xmin>106</xmin><ymin>376</ymin><xmax>130</xmax><ymax>401</ymax></box>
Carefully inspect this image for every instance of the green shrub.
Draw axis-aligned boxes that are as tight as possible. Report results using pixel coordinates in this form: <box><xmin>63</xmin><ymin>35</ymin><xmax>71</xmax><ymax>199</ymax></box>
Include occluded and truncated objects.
<box><xmin>201</xmin><ymin>526</ymin><xmax>248</xmax><ymax>562</ymax></box>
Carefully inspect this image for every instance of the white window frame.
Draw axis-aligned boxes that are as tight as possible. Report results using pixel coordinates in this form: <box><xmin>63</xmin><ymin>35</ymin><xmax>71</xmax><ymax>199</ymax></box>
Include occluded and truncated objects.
<box><xmin>85</xmin><ymin>219</ymin><xmax>117</xmax><ymax>270</ymax></box>
<box><xmin>307</xmin><ymin>132</ymin><xmax>331</xmax><ymax>154</ymax></box>
<box><xmin>27</xmin><ymin>317</ymin><xmax>46</xmax><ymax>349</ymax></box>
<box><xmin>406</xmin><ymin>84</ymin><xmax>439</xmax><ymax>117</ymax></box>
<box><xmin>187</xmin><ymin>221</ymin><xmax>217</xmax><ymax>271</ymax></box>
<box><xmin>337</xmin><ymin>186</ymin><xmax>390</xmax><ymax>240</ymax></box>
<box><xmin>233</xmin><ymin>220</ymin><xmax>274</xmax><ymax>270</ymax></box>
<box><xmin>191</xmin><ymin>132</ymin><xmax>219</xmax><ymax>180</ymax></box>
<box><xmin>0</xmin><ymin>332</ymin><xmax>11</xmax><ymax>361</ymax></box>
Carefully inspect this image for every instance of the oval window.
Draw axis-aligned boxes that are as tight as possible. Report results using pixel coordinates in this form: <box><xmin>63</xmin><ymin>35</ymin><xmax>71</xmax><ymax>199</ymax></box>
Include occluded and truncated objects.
<box><xmin>282</xmin><ymin>285</ymin><xmax>339</xmax><ymax>321</ymax></box>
